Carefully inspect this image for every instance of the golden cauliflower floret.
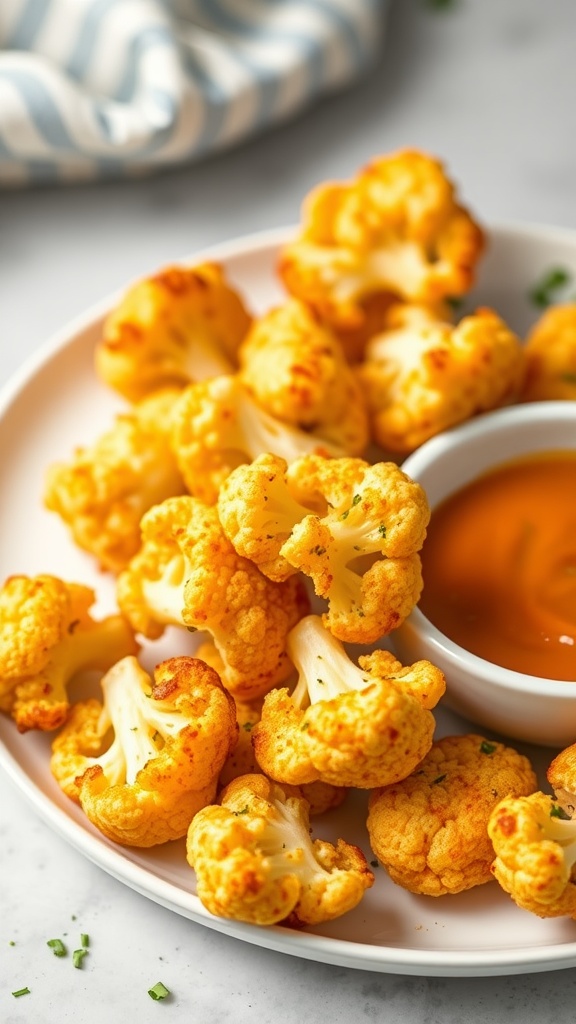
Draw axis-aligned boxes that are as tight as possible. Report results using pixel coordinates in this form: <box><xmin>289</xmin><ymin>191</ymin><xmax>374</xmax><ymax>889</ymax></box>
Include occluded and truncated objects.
<box><xmin>488</xmin><ymin>791</ymin><xmax>576</xmax><ymax>919</ymax></box>
<box><xmin>170</xmin><ymin>374</ymin><xmax>347</xmax><ymax>505</ymax></box>
<box><xmin>357</xmin><ymin>305</ymin><xmax>526</xmax><ymax>454</ymax></box>
<box><xmin>278</xmin><ymin>149</ymin><xmax>484</xmax><ymax>332</ymax></box>
<box><xmin>186</xmin><ymin>773</ymin><xmax>373</xmax><ymax>926</ymax></box>
<box><xmin>95</xmin><ymin>262</ymin><xmax>252</xmax><ymax>402</ymax></box>
<box><xmin>367</xmin><ymin>734</ymin><xmax>537</xmax><ymax>897</ymax></box>
<box><xmin>238</xmin><ymin>300</ymin><xmax>369</xmax><ymax>454</ymax></box>
<box><xmin>252</xmin><ymin>615</ymin><xmax>445</xmax><ymax>790</ymax></box>
<box><xmin>215</xmin><ymin>680</ymin><xmax>347</xmax><ymax>816</ymax></box>
<box><xmin>520</xmin><ymin>304</ymin><xmax>576</xmax><ymax>402</ymax></box>
<box><xmin>44</xmin><ymin>390</ymin><xmax>185</xmax><ymax>573</ymax></box>
<box><xmin>117</xmin><ymin>495</ymin><xmax>309</xmax><ymax>700</ymax></box>
<box><xmin>218</xmin><ymin>452</ymin><xmax>429</xmax><ymax>644</ymax></box>
<box><xmin>0</xmin><ymin>574</ymin><xmax>138</xmax><ymax>732</ymax></box>
<box><xmin>50</xmin><ymin>655</ymin><xmax>237</xmax><ymax>847</ymax></box>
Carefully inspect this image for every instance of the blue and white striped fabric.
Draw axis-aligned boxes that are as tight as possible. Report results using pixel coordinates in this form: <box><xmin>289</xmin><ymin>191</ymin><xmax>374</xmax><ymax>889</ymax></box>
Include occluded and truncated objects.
<box><xmin>0</xmin><ymin>0</ymin><xmax>388</xmax><ymax>186</ymax></box>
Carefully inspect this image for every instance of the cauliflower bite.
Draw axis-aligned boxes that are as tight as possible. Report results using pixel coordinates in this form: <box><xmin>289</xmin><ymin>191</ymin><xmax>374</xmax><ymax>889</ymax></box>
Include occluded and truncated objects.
<box><xmin>357</xmin><ymin>304</ymin><xmax>526</xmax><ymax>454</ymax></box>
<box><xmin>520</xmin><ymin>304</ymin><xmax>576</xmax><ymax>402</ymax></box>
<box><xmin>44</xmin><ymin>390</ymin><xmax>186</xmax><ymax>573</ymax></box>
<box><xmin>367</xmin><ymin>734</ymin><xmax>537</xmax><ymax>896</ymax></box>
<box><xmin>252</xmin><ymin>615</ymin><xmax>445</xmax><ymax>790</ymax></box>
<box><xmin>186</xmin><ymin>773</ymin><xmax>374</xmax><ymax>926</ymax></box>
<box><xmin>238</xmin><ymin>299</ymin><xmax>369</xmax><ymax>454</ymax></box>
<box><xmin>278</xmin><ymin>149</ymin><xmax>484</xmax><ymax>332</ymax></box>
<box><xmin>0</xmin><ymin>574</ymin><xmax>138</xmax><ymax>732</ymax></box>
<box><xmin>214</xmin><ymin>675</ymin><xmax>347</xmax><ymax>816</ymax></box>
<box><xmin>170</xmin><ymin>375</ymin><xmax>348</xmax><ymax>505</ymax></box>
<box><xmin>117</xmin><ymin>495</ymin><xmax>309</xmax><ymax>700</ymax></box>
<box><xmin>488</xmin><ymin>790</ymin><xmax>576</xmax><ymax>919</ymax></box>
<box><xmin>217</xmin><ymin>451</ymin><xmax>429</xmax><ymax>644</ymax></box>
<box><xmin>95</xmin><ymin>262</ymin><xmax>252</xmax><ymax>402</ymax></box>
<box><xmin>50</xmin><ymin>655</ymin><xmax>237</xmax><ymax>847</ymax></box>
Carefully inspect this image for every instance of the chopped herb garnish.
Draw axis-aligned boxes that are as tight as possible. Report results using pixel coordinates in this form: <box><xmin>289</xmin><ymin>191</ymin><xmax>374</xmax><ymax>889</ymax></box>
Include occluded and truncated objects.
<box><xmin>352</xmin><ymin>494</ymin><xmax>361</xmax><ymax>506</ymax></box>
<box><xmin>370</xmin><ymin>860</ymin><xmax>379</xmax><ymax>868</ymax></box>
<box><xmin>73</xmin><ymin>948</ymin><xmax>88</xmax><ymax>969</ymax></box>
<box><xmin>81</xmin><ymin>933</ymin><xmax>90</xmax><ymax>948</ymax></box>
<box><xmin>433</xmin><ymin>774</ymin><xmax>447</xmax><ymax>785</ymax></box>
<box><xmin>12</xmin><ymin>987</ymin><xmax>30</xmax><ymax>998</ymax></box>
<box><xmin>446</xmin><ymin>294</ymin><xmax>464</xmax><ymax>309</ymax></box>
<box><xmin>480</xmin><ymin>740</ymin><xmax>497</xmax><ymax>755</ymax></box>
<box><xmin>310</xmin><ymin>545</ymin><xmax>326</xmax><ymax>555</ymax></box>
<box><xmin>9</xmin><ymin>940</ymin><xmax>15</xmax><ymax>946</ymax></box>
<box><xmin>378</xmin><ymin>524</ymin><xmax>387</xmax><ymax>538</ymax></box>
<box><xmin>47</xmin><ymin>938</ymin><xmax>67</xmax><ymax>957</ymax></box>
<box><xmin>233</xmin><ymin>806</ymin><xmax>249</xmax><ymax>816</ymax></box>
<box><xmin>316</xmin><ymin>678</ymin><xmax>325</xmax><ymax>685</ymax></box>
<box><xmin>242</xmin><ymin>721</ymin><xmax>254</xmax><ymax>732</ymax></box>
<box><xmin>148</xmin><ymin>982</ymin><xmax>170</xmax><ymax>1001</ymax></box>
<box><xmin>529</xmin><ymin>267</ymin><xmax>572</xmax><ymax>308</ymax></box>
<box><xmin>301</xmin><ymin>721</ymin><xmax>310</xmax><ymax>731</ymax></box>
<box><xmin>550</xmin><ymin>804</ymin><xmax>571</xmax><ymax>820</ymax></box>
<box><xmin>561</xmin><ymin>372</ymin><xmax>576</xmax><ymax>384</ymax></box>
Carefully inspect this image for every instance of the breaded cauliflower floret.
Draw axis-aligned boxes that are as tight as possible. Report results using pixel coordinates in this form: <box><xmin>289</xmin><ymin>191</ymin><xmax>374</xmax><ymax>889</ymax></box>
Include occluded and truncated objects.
<box><xmin>252</xmin><ymin>615</ymin><xmax>445</xmax><ymax>790</ymax></box>
<box><xmin>520</xmin><ymin>304</ymin><xmax>576</xmax><ymax>402</ymax></box>
<box><xmin>238</xmin><ymin>300</ymin><xmax>369</xmax><ymax>454</ymax></box>
<box><xmin>171</xmin><ymin>375</ymin><xmax>347</xmax><ymax>505</ymax></box>
<box><xmin>367</xmin><ymin>734</ymin><xmax>537</xmax><ymax>896</ymax></box>
<box><xmin>44</xmin><ymin>390</ymin><xmax>186</xmax><ymax>573</ymax></box>
<box><xmin>488</xmin><ymin>791</ymin><xmax>576</xmax><ymax>919</ymax></box>
<box><xmin>50</xmin><ymin>655</ymin><xmax>237</xmax><ymax>846</ymax></box>
<box><xmin>213</xmin><ymin>674</ymin><xmax>347</xmax><ymax>816</ymax></box>
<box><xmin>0</xmin><ymin>574</ymin><xmax>138</xmax><ymax>732</ymax></box>
<box><xmin>278</xmin><ymin>149</ymin><xmax>484</xmax><ymax>332</ymax></box>
<box><xmin>117</xmin><ymin>496</ymin><xmax>309</xmax><ymax>700</ymax></box>
<box><xmin>95</xmin><ymin>262</ymin><xmax>252</xmax><ymax>402</ymax></box>
<box><xmin>357</xmin><ymin>305</ymin><xmax>526</xmax><ymax>453</ymax></box>
<box><xmin>218</xmin><ymin>452</ymin><xmax>429</xmax><ymax>644</ymax></box>
<box><xmin>187</xmin><ymin>773</ymin><xmax>374</xmax><ymax>926</ymax></box>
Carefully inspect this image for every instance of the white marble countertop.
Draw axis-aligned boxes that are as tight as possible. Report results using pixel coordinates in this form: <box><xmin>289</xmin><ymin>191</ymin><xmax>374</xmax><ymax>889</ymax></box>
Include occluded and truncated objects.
<box><xmin>3</xmin><ymin>0</ymin><xmax>576</xmax><ymax>1019</ymax></box>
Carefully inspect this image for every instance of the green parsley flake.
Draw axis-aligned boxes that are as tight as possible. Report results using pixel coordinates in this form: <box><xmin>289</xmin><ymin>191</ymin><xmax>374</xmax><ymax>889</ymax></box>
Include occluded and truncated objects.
<box><xmin>148</xmin><ymin>982</ymin><xmax>170</xmax><ymax>1001</ymax></box>
<box><xmin>12</xmin><ymin>987</ymin><xmax>30</xmax><ymax>998</ymax></box>
<box><xmin>550</xmin><ymin>804</ymin><xmax>571</xmax><ymax>820</ymax></box>
<box><xmin>529</xmin><ymin>267</ymin><xmax>572</xmax><ymax>308</ymax></box>
<box><xmin>242</xmin><ymin>721</ymin><xmax>254</xmax><ymax>732</ymax></box>
<box><xmin>433</xmin><ymin>774</ymin><xmax>447</xmax><ymax>785</ymax></box>
<box><xmin>480</xmin><ymin>740</ymin><xmax>497</xmax><ymax>755</ymax></box>
<box><xmin>47</xmin><ymin>938</ymin><xmax>67</xmax><ymax>957</ymax></box>
<box><xmin>81</xmin><ymin>934</ymin><xmax>90</xmax><ymax>948</ymax></box>
<box><xmin>378</xmin><ymin>524</ymin><xmax>387</xmax><ymax>538</ymax></box>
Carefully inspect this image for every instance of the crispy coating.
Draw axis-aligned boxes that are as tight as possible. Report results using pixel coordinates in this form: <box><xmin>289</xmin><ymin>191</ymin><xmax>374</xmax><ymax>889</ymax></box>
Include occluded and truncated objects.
<box><xmin>44</xmin><ymin>390</ymin><xmax>185</xmax><ymax>572</ymax></box>
<box><xmin>547</xmin><ymin>742</ymin><xmax>576</xmax><ymax>815</ymax></box>
<box><xmin>357</xmin><ymin>305</ymin><xmax>526</xmax><ymax>454</ymax></box>
<box><xmin>117</xmin><ymin>496</ymin><xmax>309</xmax><ymax>700</ymax></box>
<box><xmin>50</xmin><ymin>655</ymin><xmax>237</xmax><ymax>846</ymax></box>
<box><xmin>368</xmin><ymin>734</ymin><xmax>537</xmax><ymax>896</ymax></box>
<box><xmin>0</xmin><ymin>574</ymin><xmax>138</xmax><ymax>731</ymax></box>
<box><xmin>171</xmin><ymin>375</ymin><xmax>347</xmax><ymax>505</ymax></box>
<box><xmin>279</xmin><ymin>149</ymin><xmax>484</xmax><ymax>331</ymax></box>
<box><xmin>186</xmin><ymin>773</ymin><xmax>373</xmax><ymax>925</ymax></box>
<box><xmin>217</xmin><ymin>452</ymin><xmax>429</xmax><ymax>643</ymax></box>
<box><xmin>520</xmin><ymin>304</ymin><xmax>576</xmax><ymax>402</ymax></box>
<box><xmin>252</xmin><ymin>615</ymin><xmax>445</xmax><ymax>789</ymax></box>
<box><xmin>238</xmin><ymin>300</ymin><xmax>369</xmax><ymax>454</ymax></box>
<box><xmin>95</xmin><ymin>262</ymin><xmax>252</xmax><ymax>402</ymax></box>
<box><xmin>488</xmin><ymin>791</ymin><xmax>576</xmax><ymax>918</ymax></box>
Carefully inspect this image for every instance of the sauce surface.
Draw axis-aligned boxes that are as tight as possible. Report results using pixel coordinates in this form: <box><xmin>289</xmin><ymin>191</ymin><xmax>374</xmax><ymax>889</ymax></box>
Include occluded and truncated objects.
<box><xmin>419</xmin><ymin>451</ymin><xmax>576</xmax><ymax>680</ymax></box>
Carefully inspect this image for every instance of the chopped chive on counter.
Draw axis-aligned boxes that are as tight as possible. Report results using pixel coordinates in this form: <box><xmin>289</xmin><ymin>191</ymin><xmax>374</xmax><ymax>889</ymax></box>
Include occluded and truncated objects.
<box><xmin>47</xmin><ymin>938</ymin><xmax>67</xmax><ymax>957</ymax></box>
<box><xmin>148</xmin><ymin>982</ymin><xmax>170</xmax><ymax>1001</ymax></box>
<box><xmin>72</xmin><ymin>948</ymin><xmax>89</xmax><ymax>969</ymax></box>
<box><xmin>81</xmin><ymin>933</ymin><xmax>90</xmax><ymax>948</ymax></box>
<box><xmin>12</xmin><ymin>987</ymin><xmax>30</xmax><ymax>998</ymax></box>
<box><xmin>529</xmin><ymin>267</ymin><xmax>572</xmax><ymax>308</ymax></box>
<box><xmin>9</xmin><ymin>940</ymin><xmax>15</xmax><ymax>946</ymax></box>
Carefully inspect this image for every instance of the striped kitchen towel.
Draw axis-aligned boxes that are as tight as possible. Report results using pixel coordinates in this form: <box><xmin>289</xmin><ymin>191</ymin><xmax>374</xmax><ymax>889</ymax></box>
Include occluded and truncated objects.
<box><xmin>0</xmin><ymin>0</ymin><xmax>388</xmax><ymax>186</ymax></box>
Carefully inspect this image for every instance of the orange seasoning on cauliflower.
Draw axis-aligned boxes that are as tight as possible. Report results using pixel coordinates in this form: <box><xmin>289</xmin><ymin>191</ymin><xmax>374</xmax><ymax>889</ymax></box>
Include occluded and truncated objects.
<box><xmin>278</xmin><ymin>149</ymin><xmax>484</xmax><ymax>333</ymax></box>
<box><xmin>521</xmin><ymin>303</ymin><xmax>576</xmax><ymax>402</ymax></box>
<box><xmin>368</xmin><ymin>734</ymin><xmax>537</xmax><ymax>897</ymax></box>
<box><xmin>252</xmin><ymin>615</ymin><xmax>445</xmax><ymax>790</ymax></box>
<box><xmin>95</xmin><ymin>262</ymin><xmax>252</xmax><ymax>402</ymax></box>
<box><xmin>217</xmin><ymin>451</ymin><xmax>429</xmax><ymax>644</ymax></box>
<box><xmin>0</xmin><ymin>574</ymin><xmax>138</xmax><ymax>732</ymax></box>
<box><xmin>187</xmin><ymin>773</ymin><xmax>374</xmax><ymax>926</ymax></box>
<box><xmin>50</xmin><ymin>655</ymin><xmax>237</xmax><ymax>847</ymax></box>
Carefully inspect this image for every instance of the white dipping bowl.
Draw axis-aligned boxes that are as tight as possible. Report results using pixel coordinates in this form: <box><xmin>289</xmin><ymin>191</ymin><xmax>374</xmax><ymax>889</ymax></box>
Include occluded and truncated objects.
<box><xmin>393</xmin><ymin>401</ymin><xmax>576</xmax><ymax>748</ymax></box>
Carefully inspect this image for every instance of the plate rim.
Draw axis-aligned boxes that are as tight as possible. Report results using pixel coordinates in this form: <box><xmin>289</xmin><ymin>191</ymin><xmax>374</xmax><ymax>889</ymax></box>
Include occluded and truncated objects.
<box><xmin>3</xmin><ymin>219</ymin><xmax>576</xmax><ymax>977</ymax></box>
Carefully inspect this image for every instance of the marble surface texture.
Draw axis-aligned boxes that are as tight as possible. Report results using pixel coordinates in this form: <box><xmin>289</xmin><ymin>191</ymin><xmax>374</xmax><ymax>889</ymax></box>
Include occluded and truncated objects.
<box><xmin>3</xmin><ymin>1</ymin><xmax>576</xmax><ymax>1020</ymax></box>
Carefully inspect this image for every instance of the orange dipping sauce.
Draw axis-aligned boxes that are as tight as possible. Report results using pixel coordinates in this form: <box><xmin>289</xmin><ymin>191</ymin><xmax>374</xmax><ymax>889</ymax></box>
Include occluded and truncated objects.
<box><xmin>419</xmin><ymin>451</ymin><xmax>576</xmax><ymax>681</ymax></box>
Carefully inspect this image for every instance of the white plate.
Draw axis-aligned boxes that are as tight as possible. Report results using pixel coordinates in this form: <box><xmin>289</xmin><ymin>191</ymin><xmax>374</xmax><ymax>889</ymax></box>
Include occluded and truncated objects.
<box><xmin>2</xmin><ymin>224</ymin><xmax>576</xmax><ymax>978</ymax></box>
